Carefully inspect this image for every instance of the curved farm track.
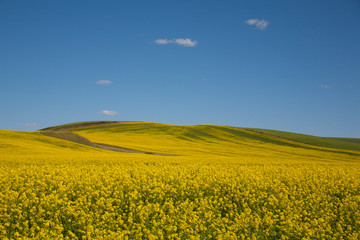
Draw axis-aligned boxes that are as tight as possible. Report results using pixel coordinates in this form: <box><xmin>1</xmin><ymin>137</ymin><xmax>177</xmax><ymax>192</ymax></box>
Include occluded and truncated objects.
<box><xmin>41</xmin><ymin>121</ymin><xmax>178</xmax><ymax>156</ymax></box>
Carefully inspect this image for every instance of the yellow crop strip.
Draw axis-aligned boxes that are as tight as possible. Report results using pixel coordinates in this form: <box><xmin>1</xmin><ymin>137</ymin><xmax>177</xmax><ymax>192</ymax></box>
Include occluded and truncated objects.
<box><xmin>1</xmin><ymin>124</ymin><xmax>360</xmax><ymax>239</ymax></box>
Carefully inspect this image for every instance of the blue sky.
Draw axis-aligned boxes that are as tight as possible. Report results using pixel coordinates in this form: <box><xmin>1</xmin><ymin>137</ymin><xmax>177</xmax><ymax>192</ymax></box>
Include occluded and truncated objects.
<box><xmin>1</xmin><ymin>0</ymin><xmax>359</xmax><ymax>137</ymax></box>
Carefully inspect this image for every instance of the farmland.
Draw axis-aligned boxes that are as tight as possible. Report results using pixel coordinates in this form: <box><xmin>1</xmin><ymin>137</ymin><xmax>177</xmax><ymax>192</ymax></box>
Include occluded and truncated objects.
<box><xmin>1</xmin><ymin>122</ymin><xmax>360</xmax><ymax>239</ymax></box>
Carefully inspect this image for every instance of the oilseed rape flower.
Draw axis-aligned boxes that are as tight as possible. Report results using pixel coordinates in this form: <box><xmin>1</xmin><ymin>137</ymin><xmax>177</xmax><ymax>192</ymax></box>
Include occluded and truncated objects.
<box><xmin>1</xmin><ymin>162</ymin><xmax>360</xmax><ymax>239</ymax></box>
<box><xmin>1</xmin><ymin>123</ymin><xmax>360</xmax><ymax>239</ymax></box>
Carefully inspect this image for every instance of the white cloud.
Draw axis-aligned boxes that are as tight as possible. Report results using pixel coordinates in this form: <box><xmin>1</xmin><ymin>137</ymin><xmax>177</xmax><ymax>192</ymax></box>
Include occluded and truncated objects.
<box><xmin>96</xmin><ymin>80</ymin><xmax>112</xmax><ymax>85</ymax></box>
<box><xmin>25</xmin><ymin>122</ymin><xmax>38</xmax><ymax>127</ymax></box>
<box><xmin>100</xmin><ymin>110</ymin><xmax>119</xmax><ymax>116</ymax></box>
<box><xmin>155</xmin><ymin>38</ymin><xmax>198</xmax><ymax>47</ymax></box>
<box><xmin>155</xmin><ymin>39</ymin><xmax>172</xmax><ymax>45</ymax></box>
<box><xmin>246</xmin><ymin>19</ymin><xmax>258</xmax><ymax>25</ymax></box>
<box><xmin>174</xmin><ymin>38</ymin><xmax>198</xmax><ymax>47</ymax></box>
<box><xmin>320</xmin><ymin>84</ymin><xmax>331</xmax><ymax>89</ymax></box>
<box><xmin>246</xmin><ymin>19</ymin><xmax>270</xmax><ymax>30</ymax></box>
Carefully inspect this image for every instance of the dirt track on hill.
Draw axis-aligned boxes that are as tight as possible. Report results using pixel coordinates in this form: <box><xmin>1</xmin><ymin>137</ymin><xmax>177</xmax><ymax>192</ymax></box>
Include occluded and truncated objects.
<box><xmin>41</xmin><ymin>122</ymin><xmax>178</xmax><ymax>156</ymax></box>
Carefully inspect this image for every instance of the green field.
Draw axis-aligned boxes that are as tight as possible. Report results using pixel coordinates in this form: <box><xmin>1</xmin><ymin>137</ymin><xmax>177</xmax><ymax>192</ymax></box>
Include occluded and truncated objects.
<box><xmin>248</xmin><ymin>128</ymin><xmax>360</xmax><ymax>152</ymax></box>
<box><xmin>1</xmin><ymin>122</ymin><xmax>359</xmax><ymax>239</ymax></box>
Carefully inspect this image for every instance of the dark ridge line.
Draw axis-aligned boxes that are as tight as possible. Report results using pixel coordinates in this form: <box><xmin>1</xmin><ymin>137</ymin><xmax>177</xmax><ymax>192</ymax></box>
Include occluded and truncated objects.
<box><xmin>40</xmin><ymin>121</ymin><xmax>141</xmax><ymax>131</ymax></box>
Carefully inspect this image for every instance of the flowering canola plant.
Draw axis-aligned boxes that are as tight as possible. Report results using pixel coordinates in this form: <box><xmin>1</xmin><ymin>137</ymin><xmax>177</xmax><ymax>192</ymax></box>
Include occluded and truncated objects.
<box><xmin>0</xmin><ymin>123</ymin><xmax>360</xmax><ymax>239</ymax></box>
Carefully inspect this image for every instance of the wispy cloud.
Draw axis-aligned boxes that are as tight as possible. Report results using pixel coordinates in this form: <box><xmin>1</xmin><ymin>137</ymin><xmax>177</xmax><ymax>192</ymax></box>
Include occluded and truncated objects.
<box><xmin>96</xmin><ymin>80</ymin><xmax>112</xmax><ymax>85</ymax></box>
<box><xmin>155</xmin><ymin>38</ymin><xmax>198</xmax><ymax>47</ymax></box>
<box><xmin>155</xmin><ymin>39</ymin><xmax>172</xmax><ymax>45</ymax></box>
<box><xmin>320</xmin><ymin>84</ymin><xmax>331</xmax><ymax>89</ymax></box>
<box><xmin>245</xmin><ymin>19</ymin><xmax>270</xmax><ymax>30</ymax></box>
<box><xmin>25</xmin><ymin>122</ymin><xmax>38</xmax><ymax>127</ymax></box>
<box><xmin>174</xmin><ymin>38</ymin><xmax>198</xmax><ymax>47</ymax></box>
<box><xmin>100</xmin><ymin>110</ymin><xmax>119</xmax><ymax>116</ymax></box>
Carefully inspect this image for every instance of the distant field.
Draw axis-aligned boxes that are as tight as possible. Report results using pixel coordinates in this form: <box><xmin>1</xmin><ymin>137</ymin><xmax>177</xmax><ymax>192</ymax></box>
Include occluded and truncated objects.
<box><xmin>248</xmin><ymin>128</ymin><xmax>360</xmax><ymax>152</ymax></box>
<box><xmin>328</xmin><ymin>137</ymin><xmax>360</xmax><ymax>145</ymax></box>
<box><xmin>1</xmin><ymin>122</ymin><xmax>359</xmax><ymax>239</ymax></box>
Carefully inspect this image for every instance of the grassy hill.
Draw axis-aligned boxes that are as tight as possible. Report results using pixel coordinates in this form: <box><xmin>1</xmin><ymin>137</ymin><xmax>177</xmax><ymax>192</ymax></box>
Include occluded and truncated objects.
<box><xmin>248</xmin><ymin>128</ymin><xmax>360</xmax><ymax>152</ymax></box>
<box><xmin>1</xmin><ymin>121</ymin><xmax>359</xmax><ymax>162</ymax></box>
<box><xmin>70</xmin><ymin>122</ymin><xmax>360</xmax><ymax>162</ymax></box>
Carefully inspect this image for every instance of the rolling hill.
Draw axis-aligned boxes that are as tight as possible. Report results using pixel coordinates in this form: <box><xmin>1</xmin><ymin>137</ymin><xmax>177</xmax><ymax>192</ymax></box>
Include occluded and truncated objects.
<box><xmin>1</xmin><ymin>121</ymin><xmax>359</xmax><ymax>162</ymax></box>
<box><xmin>24</xmin><ymin>120</ymin><xmax>358</xmax><ymax>163</ymax></box>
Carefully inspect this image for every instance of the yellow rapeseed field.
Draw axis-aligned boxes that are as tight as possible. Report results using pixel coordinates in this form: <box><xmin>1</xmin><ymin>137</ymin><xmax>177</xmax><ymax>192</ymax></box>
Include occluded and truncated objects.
<box><xmin>1</xmin><ymin>123</ymin><xmax>360</xmax><ymax>239</ymax></box>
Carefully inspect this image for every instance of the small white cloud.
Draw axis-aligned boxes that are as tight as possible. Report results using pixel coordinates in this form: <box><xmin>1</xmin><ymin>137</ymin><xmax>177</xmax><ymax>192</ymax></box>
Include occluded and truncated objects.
<box><xmin>25</xmin><ymin>122</ymin><xmax>38</xmax><ymax>127</ymax></box>
<box><xmin>155</xmin><ymin>38</ymin><xmax>198</xmax><ymax>47</ymax></box>
<box><xmin>320</xmin><ymin>84</ymin><xmax>331</xmax><ymax>89</ymax></box>
<box><xmin>246</xmin><ymin>19</ymin><xmax>270</xmax><ymax>30</ymax></box>
<box><xmin>155</xmin><ymin>39</ymin><xmax>172</xmax><ymax>45</ymax></box>
<box><xmin>246</xmin><ymin>19</ymin><xmax>258</xmax><ymax>25</ymax></box>
<box><xmin>96</xmin><ymin>80</ymin><xmax>112</xmax><ymax>85</ymax></box>
<box><xmin>174</xmin><ymin>38</ymin><xmax>198</xmax><ymax>47</ymax></box>
<box><xmin>100</xmin><ymin>110</ymin><xmax>119</xmax><ymax>116</ymax></box>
